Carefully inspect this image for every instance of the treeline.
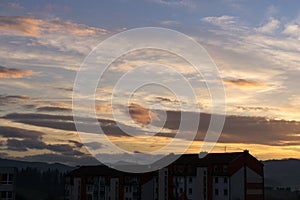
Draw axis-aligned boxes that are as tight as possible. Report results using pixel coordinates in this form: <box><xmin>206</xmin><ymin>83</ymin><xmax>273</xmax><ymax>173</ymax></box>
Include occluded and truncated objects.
<box><xmin>16</xmin><ymin>167</ymin><xmax>66</xmax><ymax>200</ymax></box>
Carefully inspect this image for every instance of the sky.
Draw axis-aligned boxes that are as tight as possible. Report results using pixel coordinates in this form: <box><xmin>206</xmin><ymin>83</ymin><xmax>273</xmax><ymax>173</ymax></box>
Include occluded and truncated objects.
<box><xmin>1</xmin><ymin>0</ymin><xmax>300</xmax><ymax>166</ymax></box>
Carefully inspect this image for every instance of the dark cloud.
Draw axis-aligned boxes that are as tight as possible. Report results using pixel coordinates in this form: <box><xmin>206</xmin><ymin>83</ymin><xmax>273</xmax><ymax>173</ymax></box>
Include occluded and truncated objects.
<box><xmin>56</xmin><ymin>87</ymin><xmax>73</xmax><ymax>92</ymax></box>
<box><xmin>3</xmin><ymin>110</ymin><xmax>300</xmax><ymax>147</ymax></box>
<box><xmin>220</xmin><ymin>116</ymin><xmax>300</xmax><ymax>146</ymax></box>
<box><xmin>6</xmin><ymin>139</ymin><xmax>45</xmax><ymax>151</ymax></box>
<box><xmin>3</xmin><ymin>95</ymin><xmax>30</xmax><ymax>99</ymax></box>
<box><xmin>0</xmin><ymin>95</ymin><xmax>30</xmax><ymax>104</ymax></box>
<box><xmin>2</xmin><ymin>113</ymin><xmax>139</xmax><ymax>136</ymax></box>
<box><xmin>235</xmin><ymin>106</ymin><xmax>277</xmax><ymax>112</ymax></box>
<box><xmin>85</xmin><ymin>142</ymin><xmax>103</xmax><ymax>150</ymax></box>
<box><xmin>156</xmin><ymin>96</ymin><xmax>178</xmax><ymax>103</ymax></box>
<box><xmin>23</xmin><ymin>104</ymin><xmax>36</xmax><ymax>109</ymax></box>
<box><xmin>48</xmin><ymin>144</ymin><xmax>73</xmax><ymax>153</ymax></box>
<box><xmin>0</xmin><ymin>95</ymin><xmax>32</xmax><ymax>108</ymax></box>
<box><xmin>0</xmin><ymin>66</ymin><xmax>36</xmax><ymax>78</ymax></box>
<box><xmin>68</xmin><ymin>140</ymin><xmax>84</xmax><ymax>148</ymax></box>
<box><xmin>5</xmin><ymin>137</ymin><xmax>86</xmax><ymax>156</ymax></box>
<box><xmin>159</xmin><ymin>111</ymin><xmax>300</xmax><ymax>146</ymax></box>
<box><xmin>36</xmin><ymin>106</ymin><xmax>71</xmax><ymax>112</ymax></box>
<box><xmin>0</xmin><ymin>126</ymin><xmax>44</xmax><ymax>140</ymax></box>
<box><xmin>0</xmin><ymin>126</ymin><xmax>86</xmax><ymax>156</ymax></box>
<box><xmin>224</xmin><ymin>78</ymin><xmax>265</xmax><ymax>88</ymax></box>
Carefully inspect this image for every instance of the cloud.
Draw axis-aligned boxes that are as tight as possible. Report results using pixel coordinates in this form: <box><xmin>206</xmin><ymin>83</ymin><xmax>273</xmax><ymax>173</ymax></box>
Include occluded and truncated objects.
<box><xmin>0</xmin><ymin>95</ymin><xmax>31</xmax><ymax>106</ymax></box>
<box><xmin>223</xmin><ymin>79</ymin><xmax>265</xmax><ymax>88</ymax></box>
<box><xmin>36</xmin><ymin>106</ymin><xmax>71</xmax><ymax>112</ymax></box>
<box><xmin>202</xmin><ymin>15</ymin><xmax>238</xmax><ymax>26</ymax></box>
<box><xmin>85</xmin><ymin>142</ymin><xmax>103</xmax><ymax>150</ymax></box>
<box><xmin>95</xmin><ymin>103</ymin><xmax>112</xmax><ymax>114</ymax></box>
<box><xmin>6</xmin><ymin>139</ymin><xmax>47</xmax><ymax>151</ymax></box>
<box><xmin>7</xmin><ymin>2</ymin><xmax>23</xmax><ymax>9</ymax></box>
<box><xmin>156</xmin><ymin>110</ymin><xmax>300</xmax><ymax>146</ymax></box>
<box><xmin>235</xmin><ymin>106</ymin><xmax>277</xmax><ymax>112</ymax></box>
<box><xmin>153</xmin><ymin>0</ymin><xmax>195</xmax><ymax>8</ymax></box>
<box><xmin>0</xmin><ymin>16</ymin><xmax>41</xmax><ymax>37</ymax></box>
<box><xmin>128</xmin><ymin>103</ymin><xmax>152</xmax><ymax>125</ymax></box>
<box><xmin>283</xmin><ymin>23</ymin><xmax>300</xmax><ymax>37</ymax></box>
<box><xmin>160</xmin><ymin>20</ymin><xmax>180</xmax><ymax>26</ymax></box>
<box><xmin>3</xmin><ymin>106</ymin><xmax>300</xmax><ymax>149</ymax></box>
<box><xmin>68</xmin><ymin>140</ymin><xmax>84</xmax><ymax>148</ymax></box>
<box><xmin>128</xmin><ymin>103</ymin><xmax>160</xmax><ymax>126</ymax></box>
<box><xmin>156</xmin><ymin>96</ymin><xmax>178</xmax><ymax>103</ymax></box>
<box><xmin>220</xmin><ymin>115</ymin><xmax>300</xmax><ymax>146</ymax></box>
<box><xmin>47</xmin><ymin>144</ymin><xmax>80</xmax><ymax>155</ymax></box>
<box><xmin>0</xmin><ymin>126</ymin><xmax>85</xmax><ymax>156</ymax></box>
<box><xmin>2</xmin><ymin>113</ymin><xmax>138</xmax><ymax>136</ymax></box>
<box><xmin>0</xmin><ymin>16</ymin><xmax>109</xmax><ymax>37</ymax></box>
<box><xmin>0</xmin><ymin>66</ymin><xmax>36</xmax><ymax>78</ymax></box>
<box><xmin>256</xmin><ymin>18</ymin><xmax>280</xmax><ymax>34</ymax></box>
<box><xmin>0</xmin><ymin>126</ymin><xmax>44</xmax><ymax>140</ymax></box>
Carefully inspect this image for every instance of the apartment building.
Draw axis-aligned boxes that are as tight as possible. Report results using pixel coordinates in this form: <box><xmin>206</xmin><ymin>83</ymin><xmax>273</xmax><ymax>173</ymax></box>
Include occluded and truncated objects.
<box><xmin>65</xmin><ymin>150</ymin><xmax>264</xmax><ymax>200</ymax></box>
<box><xmin>0</xmin><ymin>167</ymin><xmax>16</xmax><ymax>200</ymax></box>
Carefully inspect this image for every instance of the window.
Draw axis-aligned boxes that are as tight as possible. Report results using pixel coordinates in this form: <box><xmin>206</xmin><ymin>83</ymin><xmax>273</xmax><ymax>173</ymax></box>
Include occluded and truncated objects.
<box><xmin>1</xmin><ymin>173</ymin><xmax>13</xmax><ymax>185</ymax></box>
<box><xmin>1</xmin><ymin>174</ymin><xmax>7</xmax><ymax>184</ymax></box>
<box><xmin>1</xmin><ymin>192</ymin><xmax>6</xmax><ymax>199</ymax></box>
<box><xmin>214</xmin><ymin>177</ymin><xmax>219</xmax><ymax>183</ymax></box>
<box><xmin>8</xmin><ymin>174</ymin><xmax>13</xmax><ymax>184</ymax></box>
<box><xmin>224</xmin><ymin>177</ymin><xmax>228</xmax><ymax>183</ymax></box>
<box><xmin>87</xmin><ymin>185</ymin><xmax>93</xmax><ymax>193</ymax></box>
<box><xmin>188</xmin><ymin>188</ymin><xmax>192</xmax><ymax>195</ymax></box>
<box><xmin>224</xmin><ymin>189</ymin><xmax>228</xmax><ymax>196</ymax></box>
<box><xmin>223</xmin><ymin>165</ymin><xmax>228</xmax><ymax>172</ymax></box>
<box><xmin>214</xmin><ymin>165</ymin><xmax>218</xmax><ymax>172</ymax></box>
<box><xmin>7</xmin><ymin>192</ymin><xmax>12</xmax><ymax>199</ymax></box>
<box><xmin>188</xmin><ymin>177</ymin><xmax>193</xmax><ymax>183</ymax></box>
<box><xmin>1</xmin><ymin>191</ymin><xmax>13</xmax><ymax>200</ymax></box>
<box><xmin>214</xmin><ymin>189</ymin><xmax>219</xmax><ymax>196</ymax></box>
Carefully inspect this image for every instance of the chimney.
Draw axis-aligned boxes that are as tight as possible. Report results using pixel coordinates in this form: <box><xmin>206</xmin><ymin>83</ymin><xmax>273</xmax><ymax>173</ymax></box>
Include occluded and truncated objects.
<box><xmin>243</xmin><ymin>150</ymin><xmax>249</xmax><ymax>154</ymax></box>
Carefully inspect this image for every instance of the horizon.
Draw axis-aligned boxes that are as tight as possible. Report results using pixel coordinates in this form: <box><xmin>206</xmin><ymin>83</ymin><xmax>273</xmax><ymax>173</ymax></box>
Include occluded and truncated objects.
<box><xmin>1</xmin><ymin>0</ymin><xmax>300</xmax><ymax>167</ymax></box>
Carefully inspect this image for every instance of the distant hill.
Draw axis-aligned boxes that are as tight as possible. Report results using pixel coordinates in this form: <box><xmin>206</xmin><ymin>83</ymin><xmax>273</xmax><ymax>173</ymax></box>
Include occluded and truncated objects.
<box><xmin>263</xmin><ymin>158</ymin><xmax>300</xmax><ymax>190</ymax></box>
<box><xmin>0</xmin><ymin>158</ymin><xmax>74</xmax><ymax>172</ymax></box>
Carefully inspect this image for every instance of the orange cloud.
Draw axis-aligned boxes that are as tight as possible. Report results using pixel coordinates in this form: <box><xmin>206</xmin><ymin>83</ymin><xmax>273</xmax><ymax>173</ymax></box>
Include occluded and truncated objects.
<box><xmin>95</xmin><ymin>103</ymin><xmax>113</xmax><ymax>114</ymax></box>
<box><xmin>0</xmin><ymin>16</ymin><xmax>42</xmax><ymax>37</ymax></box>
<box><xmin>224</xmin><ymin>78</ymin><xmax>265</xmax><ymax>88</ymax></box>
<box><xmin>0</xmin><ymin>66</ymin><xmax>36</xmax><ymax>78</ymax></box>
<box><xmin>129</xmin><ymin>103</ymin><xmax>158</xmax><ymax>126</ymax></box>
<box><xmin>0</xmin><ymin>16</ymin><xmax>108</xmax><ymax>37</ymax></box>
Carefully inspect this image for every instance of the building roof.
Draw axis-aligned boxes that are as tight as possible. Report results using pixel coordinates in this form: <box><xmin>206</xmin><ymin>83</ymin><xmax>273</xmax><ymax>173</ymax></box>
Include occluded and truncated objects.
<box><xmin>67</xmin><ymin>151</ymin><xmax>262</xmax><ymax>177</ymax></box>
<box><xmin>172</xmin><ymin>150</ymin><xmax>253</xmax><ymax>166</ymax></box>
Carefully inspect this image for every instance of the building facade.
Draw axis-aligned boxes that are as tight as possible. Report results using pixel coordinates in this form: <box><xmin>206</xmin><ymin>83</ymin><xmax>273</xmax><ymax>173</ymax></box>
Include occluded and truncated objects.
<box><xmin>65</xmin><ymin>150</ymin><xmax>264</xmax><ymax>200</ymax></box>
<box><xmin>0</xmin><ymin>167</ymin><xmax>16</xmax><ymax>200</ymax></box>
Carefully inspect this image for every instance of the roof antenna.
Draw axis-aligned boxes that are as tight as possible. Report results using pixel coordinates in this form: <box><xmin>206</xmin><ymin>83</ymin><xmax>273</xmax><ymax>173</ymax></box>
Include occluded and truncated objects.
<box><xmin>224</xmin><ymin>146</ymin><xmax>227</xmax><ymax>153</ymax></box>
